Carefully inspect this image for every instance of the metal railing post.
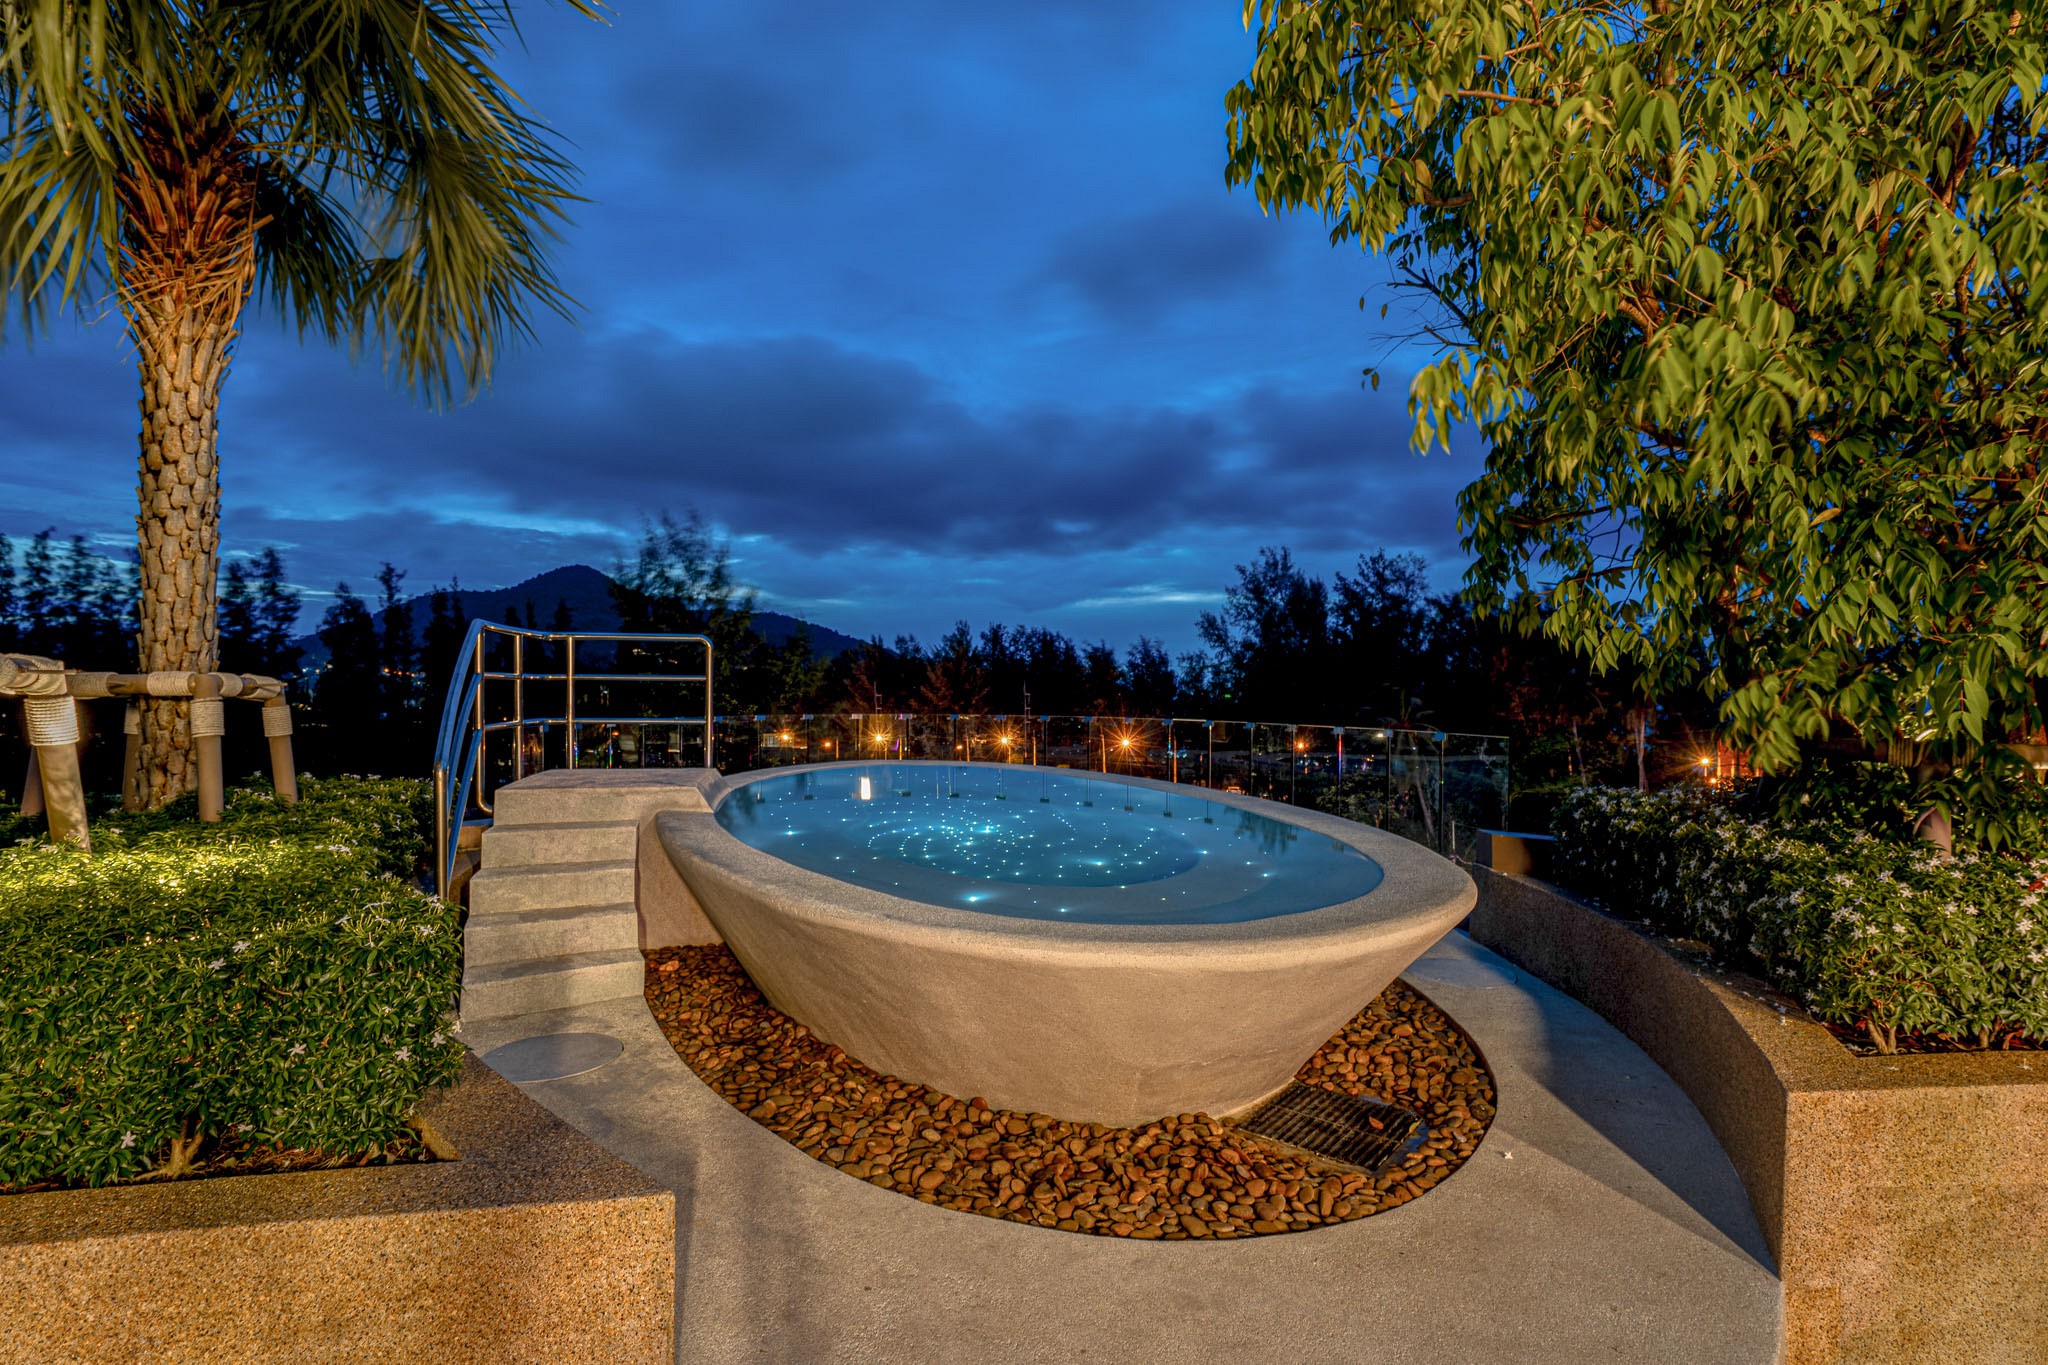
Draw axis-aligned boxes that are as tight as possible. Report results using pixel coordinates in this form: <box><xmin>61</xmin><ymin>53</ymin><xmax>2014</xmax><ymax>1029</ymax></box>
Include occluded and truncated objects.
<box><xmin>470</xmin><ymin>629</ymin><xmax>488</xmax><ymax>812</ymax></box>
<box><xmin>566</xmin><ymin>635</ymin><xmax>578</xmax><ymax>768</ymax></box>
<box><xmin>512</xmin><ymin>631</ymin><xmax>526</xmax><ymax>780</ymax></box>
<box><xmin>433</xmin><ymin>766</ymin><xmax>449</xmax><ymax>900</ymax></box>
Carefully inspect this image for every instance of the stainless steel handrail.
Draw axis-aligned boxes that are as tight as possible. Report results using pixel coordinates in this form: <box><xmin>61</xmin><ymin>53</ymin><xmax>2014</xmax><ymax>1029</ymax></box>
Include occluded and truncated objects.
<box><xmin>431</xmin><ymin>621</ymin><xmax>713</xmax><ymax>898</ymax></box>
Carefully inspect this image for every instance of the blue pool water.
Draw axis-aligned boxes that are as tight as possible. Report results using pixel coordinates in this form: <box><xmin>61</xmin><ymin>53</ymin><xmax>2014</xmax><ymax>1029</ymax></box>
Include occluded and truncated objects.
<box><xmin>715</xmin><ymin>764</ymin><xmax>1383</xmax><ymax>925</ymax></box>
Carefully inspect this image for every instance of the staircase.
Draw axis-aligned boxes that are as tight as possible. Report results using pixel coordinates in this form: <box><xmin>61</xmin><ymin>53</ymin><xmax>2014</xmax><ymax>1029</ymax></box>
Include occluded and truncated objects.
<box><xmin>458</xmin><ymin>769</ymin><xmax>716</xmax><ymax>1025</ymax></box>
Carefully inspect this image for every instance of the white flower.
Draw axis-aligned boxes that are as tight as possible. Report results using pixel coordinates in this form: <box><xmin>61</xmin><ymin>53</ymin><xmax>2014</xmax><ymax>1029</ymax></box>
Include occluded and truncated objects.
<box><xmin>119</xmin><ymin>1131</ymin><xmax>136</xmax><ymax>1149</ymax></box>
<box><xmin>207</xmin><ymin>958</ymin><xmax>227</xmax><ymax>971</ymax></box>
<box><xmin>394</xmin><ymin>1047</ymin><xmax>412</xmax><ymax>1062</ymax></box>
<box><xmin>2020</xmin><ymin>918</ymin><xmax>2035</xmax><ymax>936</ymax></box>
<box><xmin>1894</xmin><ymin>924</ymin><xmax>1909</xmax><ymax>936</ymax></box>
<box><xmin>233</xmin><ymin>940</ymin><xmax>250</xmax><ymax>953</ymax></box>
<box><xmin>289</xmin><ymin>1042</ymin><xmax>307</xmax><ymax>1057</ymax></box>
<box><xmin>430</xmin><ymin>1032</ymin><xmax>446</xmax><ymax>1047</ymax></box>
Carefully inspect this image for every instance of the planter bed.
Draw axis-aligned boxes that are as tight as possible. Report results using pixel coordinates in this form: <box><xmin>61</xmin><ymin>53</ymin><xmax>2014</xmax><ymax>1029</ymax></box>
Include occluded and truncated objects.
<box><xmin>1468</xmin><ymin>864</ymin><xmax>2048</xmax><ymax>1365</ymax></box>
<box><xmin>0</xmin><ymin>1055</ymin><xmax>674</xmax><ymax>1363</ymax></box>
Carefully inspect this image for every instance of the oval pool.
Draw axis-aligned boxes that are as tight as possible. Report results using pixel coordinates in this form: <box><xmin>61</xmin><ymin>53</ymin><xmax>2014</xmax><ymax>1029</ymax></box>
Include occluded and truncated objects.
<box><xmin>659</xmin><ymin>762</ymin><xmax>1473</xmax><ymax>1125</ymax></box>
<box><xmin>713</xmin><ymin>764</ymin><xmax>1384</xmax><ymax>924</ymax></box>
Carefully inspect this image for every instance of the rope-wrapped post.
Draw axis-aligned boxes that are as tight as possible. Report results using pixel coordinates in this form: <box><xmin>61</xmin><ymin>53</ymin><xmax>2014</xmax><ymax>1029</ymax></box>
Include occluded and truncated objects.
<box><xmin>21</xmin><ymin>692</ymin><xmax>90</xmax><ymax>851</ymax></box>
<box><xmin>261</xmin><ymin>696</ymin><xmax>299</xmax><ymax>804</ymax></box>
<box><xmin>189</xmin><ymin>672</ymin><xmax>226</xmax><ymax>823</ymax></box>
<box><xmin>17</xmin><ymin>702</ymin><xmax>43</xmax><ymax>821</ymax></box>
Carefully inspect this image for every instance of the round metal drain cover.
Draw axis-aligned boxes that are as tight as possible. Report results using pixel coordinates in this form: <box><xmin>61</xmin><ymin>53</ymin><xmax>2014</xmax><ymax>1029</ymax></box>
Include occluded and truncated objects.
<box><xmin>482</xmin><ymin>1032</ymin><xmax>623</xmax><ymax>1082</ymax></box>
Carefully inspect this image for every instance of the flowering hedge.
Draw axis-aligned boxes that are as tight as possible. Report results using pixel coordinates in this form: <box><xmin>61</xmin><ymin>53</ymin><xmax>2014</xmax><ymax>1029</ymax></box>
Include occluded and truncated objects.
<box><xmin>0</xmin><ymin>778</ymin><xmax>462</xmax><ymax>1189</ymax></box>
<box><xmin>1552</xmin><ymin>788</ymin><xmax>2048</xmax><ymax>1052</ymax></box>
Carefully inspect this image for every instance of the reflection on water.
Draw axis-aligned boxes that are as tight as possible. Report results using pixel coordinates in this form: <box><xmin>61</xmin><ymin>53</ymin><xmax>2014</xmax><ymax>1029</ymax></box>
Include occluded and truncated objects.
<box><xmin>717</xmin><ymin>764</ymin><xmax>1381</xmax><ymax>926</ymax></box>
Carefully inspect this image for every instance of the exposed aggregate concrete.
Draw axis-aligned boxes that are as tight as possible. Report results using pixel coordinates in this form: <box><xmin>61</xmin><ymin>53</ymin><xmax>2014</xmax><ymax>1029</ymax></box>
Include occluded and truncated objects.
<box><xmin>646</xmin><ymin>945</ymin><xmax>1495</xmax><ymax>1238</ymax></box>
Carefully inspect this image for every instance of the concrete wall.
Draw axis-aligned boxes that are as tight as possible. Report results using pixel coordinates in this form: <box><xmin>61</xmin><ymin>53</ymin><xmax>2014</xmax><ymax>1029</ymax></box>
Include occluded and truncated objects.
<box><xmin>0</xmin><ymin>1057</ymin><xmax>675</xmax><ymax>1363</ymax></box>
<box><xmin>1467</xmin><ymin>866</ymin><xmax>2048</xmax><ymax>1365</ymax></box>
<box><xmin>637</xmin><ymin>805</ymin><xmax>722</xmax><ymax>947</ymax></box>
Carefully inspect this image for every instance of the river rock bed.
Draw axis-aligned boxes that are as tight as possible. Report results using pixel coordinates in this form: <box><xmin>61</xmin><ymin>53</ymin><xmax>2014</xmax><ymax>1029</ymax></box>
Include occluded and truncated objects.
<box><xmin>644</xmin><ymin>945</ymin><xmax>1495</xmax><ymax>1238</ymax></box>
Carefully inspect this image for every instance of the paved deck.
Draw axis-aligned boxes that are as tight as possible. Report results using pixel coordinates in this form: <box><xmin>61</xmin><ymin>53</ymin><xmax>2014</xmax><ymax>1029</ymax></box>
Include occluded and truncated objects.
<box><xmin>458</xmin><ymin>931</ymin><xmax>1782</xmax><ymax>1363</ymax></box>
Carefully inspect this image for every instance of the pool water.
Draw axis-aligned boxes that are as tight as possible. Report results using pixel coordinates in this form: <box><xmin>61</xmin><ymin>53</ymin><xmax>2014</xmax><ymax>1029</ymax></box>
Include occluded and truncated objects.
<box><xmin>715</xmin><ymin>764</ymin><xmax>1382</xmax><ymax>925</ymax></box>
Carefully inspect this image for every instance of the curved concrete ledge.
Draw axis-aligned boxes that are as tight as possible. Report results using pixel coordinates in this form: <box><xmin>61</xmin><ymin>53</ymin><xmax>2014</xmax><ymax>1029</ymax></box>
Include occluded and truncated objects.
<box><xmin>659</xmin><ymin>762</ymin><xmax>1475</xmax><ymax>1125</ymax></box>
<box><xmin>1467</xmin><ymin>865</ymin><xmax>2048</xmax><ymax>1365</ymax></box>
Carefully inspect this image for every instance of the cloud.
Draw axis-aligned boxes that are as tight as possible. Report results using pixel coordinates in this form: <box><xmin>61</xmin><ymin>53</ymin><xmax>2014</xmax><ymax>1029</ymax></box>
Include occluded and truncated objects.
<box><xmin>1038</xmin><ymin>200</ymin><xmax>1288</xmax><ymax>325</ymax></box>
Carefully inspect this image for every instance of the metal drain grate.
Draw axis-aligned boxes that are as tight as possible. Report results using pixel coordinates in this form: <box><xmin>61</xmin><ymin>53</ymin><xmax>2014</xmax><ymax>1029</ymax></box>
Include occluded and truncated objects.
<box><xmin>1234</xmin><ymin>1083</ymin><xmax>1422</xmax><ymax>1174</ymax></box>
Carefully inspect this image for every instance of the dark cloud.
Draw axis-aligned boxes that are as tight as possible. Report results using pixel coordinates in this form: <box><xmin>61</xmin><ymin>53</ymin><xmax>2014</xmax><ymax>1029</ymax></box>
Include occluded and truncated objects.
<box><xmin>1039</xmin><ymin>201</ymin><xmax>1287</xmax><ymax>325</ymax></box>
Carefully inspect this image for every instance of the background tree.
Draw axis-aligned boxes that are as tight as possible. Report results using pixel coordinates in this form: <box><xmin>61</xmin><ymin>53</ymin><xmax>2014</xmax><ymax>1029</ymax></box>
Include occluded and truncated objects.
<box><xmin>375</xmin><ymin>564</ymin><xmax>423</xmax><ymax>760</ymax></box>
<box><xmin>1228</xmin><ymin>2</ymin><xmax>2048</xmax><ymax>846</ymax></box>
<box><xmin>1123</xmin><ymin>637</ymin><xmax>1179</xmax><ymax>716</ymax></box>
<box><xmin>312</xmin><ymin>584</ymin><xmax>380</xmax><ymax>769</ymax></box>
<box><xmin>217</xmin><ymin>548</ymin><xmax>303</xmax><ymax>684</ymax></box>
<box><xmin>419</xmin><ymin>581</ymin><xmax>470</xmax><ymax>700</ymax></box>
<box><xmin>612</xmin><ymin>512</ymin><xmax>762</xmax><ymax>717</ymax></box>
<box><xmin>917</xmin><ymin>622</ymin><xmax>990</xmax><ymax>715</ymax></box>
<box><xmin>1198</xmin><ymin>547</ymin><xmax>1333</xmax><ymax>718</ymax></box>
<box><xmin>1</xmin><ymin>0</ymin><xmax>597</xmax><ymax>806</ymax></box>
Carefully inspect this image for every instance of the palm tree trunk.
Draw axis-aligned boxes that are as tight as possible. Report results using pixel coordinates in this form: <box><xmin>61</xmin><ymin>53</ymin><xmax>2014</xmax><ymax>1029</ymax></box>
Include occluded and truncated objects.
<box><xmin>118</xmin><ymin>107</ymin><xmax>260</xmax><ymax>807</ymax></box>
<box><xmin>132</xmin><ymin>304</ymin><xmax>231</xmax><ymax>806</ymax></box>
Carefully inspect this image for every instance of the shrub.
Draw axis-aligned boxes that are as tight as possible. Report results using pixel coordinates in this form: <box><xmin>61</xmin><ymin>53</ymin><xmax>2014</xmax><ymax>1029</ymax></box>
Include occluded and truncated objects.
<box><xmin>1551</xmin><ymin>787</ymin><xmax>2048</xmax><ymax>1052</ymax></box>
<box><xmin>0</xmin><ymin>778</ymin><xmax>462</xmax><ymax>1189</ymax></box>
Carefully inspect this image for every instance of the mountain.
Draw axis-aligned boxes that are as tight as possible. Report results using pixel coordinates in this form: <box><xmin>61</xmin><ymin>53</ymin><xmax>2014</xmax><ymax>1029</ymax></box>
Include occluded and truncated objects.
<box><xmin>294</xmin><ymin>563</ymin><xmax>867</xmax><ymax>667</ymax></box>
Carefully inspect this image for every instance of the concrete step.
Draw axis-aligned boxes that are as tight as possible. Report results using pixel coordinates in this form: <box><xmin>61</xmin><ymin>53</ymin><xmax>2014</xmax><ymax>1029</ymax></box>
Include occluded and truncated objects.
<box><xmin>482</xmin><ymin>819</ymin><xmax>638</xmax><ymax>869</ymax></box>
<box><xmin>492</xmin><ymin>774</ymin><xmax>713</xmax><ymax>827</ymax></box>
<box><xmin>464</xmin><ymin>901</ymin><xmax>640</xmax><ymax>967</ymax></box>
<box><xmin>460</xmin><ymin>947</ymin><xmax>647</xmax><ymax>1024</ymax></box>
<box><xmin>467</xmin><ymin>859</ymin><xmax>635</xmax><ymax>915</ymax></box>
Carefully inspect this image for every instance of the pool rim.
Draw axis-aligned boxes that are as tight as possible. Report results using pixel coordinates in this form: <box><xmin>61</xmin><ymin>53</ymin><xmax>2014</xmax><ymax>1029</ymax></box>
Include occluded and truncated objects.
<box><xmin>682</xmin><ymin>759</ymin><xmax>1467</xmax><ymax>955</ymax></box>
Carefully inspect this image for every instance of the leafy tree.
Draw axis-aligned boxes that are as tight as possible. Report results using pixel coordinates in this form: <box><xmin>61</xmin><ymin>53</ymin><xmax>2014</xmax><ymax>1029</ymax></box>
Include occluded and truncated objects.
<box><xmin>1</xmin><ymin>0</ymin><xmax>597</xmax><ymax>805</ymax></box>
<box><xmin>917</xmin><ymin>621</ymin><xmax>989</xmax><ymax>714</ymax></box>
<box><xmin>1198</xmin><ymin>547</ymin><xmax>1333</xmax><ymax>718</ymax></box>
<box><xmin>419</xmin><ymin>581</ymin><xmax>470</xmax><ymax>699</ymax></box>
<box><xmin>1329</xmin><ymin>551</ymin><xmax>1435</xmax><ymax>722</ymax></box>
<box><xmin>841</xmin><ymin>637</ymin><xmax>895</xmax><ymax>714</ymax></box>
<box><xmin>1123</xmin><ymin>636</ymin><xmax>1178</xmax><ymax>716</ymax></box>
<box><xmin>218</xmin><ymin>548</ymin><xmax>301</xmax><ymax>683</ymax></box>
<box><xmin>375</xmin><ymin>564</ymin><xmax>421</xmax><ymax>759</ymax></box>
<box><xmin>18</xmin><ymin>529</ymin><xmax>56</xmax><ymax>646</ymax></box>
<box><xmin>612</xmin><ymin>512</ymin><xmax>761</xmax><ymax>716</ymax></box>
<box><xmin>1228</xmin><ymin>4</ymin><xmax>2048</xmax><ymax>846</ymax></box>
<box><xmin>313</xmin><ymin>584</ymin><xmax>380</xmax><ymax>767</ymax></box>
<box><xmin>1016</xmin><ymin>627</ymin><xmax>1088</xmax><ymax>715</ymax></box>
<box><xmin>1081</xmin><ymin>642</ymin><xmax>1124</xmax><ymax>715</ymax></box>
<box><xmin>980</xmin><ymin>624</ymin><xmax>1028</xmax><ymax>715</ymax></box>
<box><xmin>0</xmin><ymin>532</ymin><xmax>14</xmax><ymax>647</ymax></box>
<box><xmin>754</xmin><ymin>626</ymin><xmax>830</xmax><ymax>717</ymax></box>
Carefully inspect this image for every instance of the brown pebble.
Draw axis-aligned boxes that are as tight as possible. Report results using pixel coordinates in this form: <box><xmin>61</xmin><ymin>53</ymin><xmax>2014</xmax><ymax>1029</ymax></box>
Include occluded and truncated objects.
<box><xmin>642</xmin><ymin>944</ymin><xmax>1496</xmax><ymax>1242</ymax></box>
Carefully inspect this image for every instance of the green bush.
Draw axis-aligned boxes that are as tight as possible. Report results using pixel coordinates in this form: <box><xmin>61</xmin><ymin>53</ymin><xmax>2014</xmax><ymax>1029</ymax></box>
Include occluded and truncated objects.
<box><xmin>1552</xmin><ymin>788</ymin><xmax>2048</xmax><ymax>1051</ymax></box>
<box><xmin>0</xmin><ymin>778</ymin><xmax>462</xmax><ymax>1189</ymax></box>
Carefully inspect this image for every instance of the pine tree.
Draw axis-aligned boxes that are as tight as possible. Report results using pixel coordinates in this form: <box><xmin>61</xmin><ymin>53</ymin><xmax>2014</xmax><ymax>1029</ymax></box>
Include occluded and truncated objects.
<box><xmin>313</xmin><ymin>584</ymin><xmax>380</xmax><ymax>769</ymax></box>
<box><xmin>0</xmin><ymin>531</ymin><xmax>15</xmax><ymax>649</ymax></box>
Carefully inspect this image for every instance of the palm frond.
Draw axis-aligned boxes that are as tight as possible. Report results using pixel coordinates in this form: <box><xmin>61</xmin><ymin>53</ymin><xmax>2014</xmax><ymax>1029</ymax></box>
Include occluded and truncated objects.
<box><xmin>1</xmin><ymin>0</ymin><xmax>600</xmax><ymax>395</ymax></box>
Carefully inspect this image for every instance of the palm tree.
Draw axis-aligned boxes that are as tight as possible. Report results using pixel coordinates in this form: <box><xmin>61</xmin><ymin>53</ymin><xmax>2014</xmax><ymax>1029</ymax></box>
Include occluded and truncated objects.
<box><xmin>1</xmin><ymin>0</ymin><xmax>598</xmax><ymax>805</ymax></box>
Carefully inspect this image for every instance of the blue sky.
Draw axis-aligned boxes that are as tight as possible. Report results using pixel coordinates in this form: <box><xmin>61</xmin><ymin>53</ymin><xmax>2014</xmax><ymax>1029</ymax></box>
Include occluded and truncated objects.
<box><xmin>0</xmin><ymin>0</ymin><xmax>1481</xmax><ymax>654</ymax></box>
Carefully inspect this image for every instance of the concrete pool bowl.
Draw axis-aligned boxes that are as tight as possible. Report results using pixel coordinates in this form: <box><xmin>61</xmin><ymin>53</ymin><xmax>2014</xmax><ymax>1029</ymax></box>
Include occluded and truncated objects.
<box><xmin>657</xmin><ymin>761</ymin><xmax>1475</xmax><ymax>1127</ymax></box>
